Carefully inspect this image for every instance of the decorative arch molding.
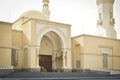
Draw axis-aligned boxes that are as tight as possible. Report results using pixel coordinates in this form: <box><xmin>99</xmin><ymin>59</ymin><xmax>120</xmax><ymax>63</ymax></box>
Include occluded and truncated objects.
<box><xmin>36</xmin><ymin>27</ymin><xmax>67</xmax><ymax>48</ymax></box>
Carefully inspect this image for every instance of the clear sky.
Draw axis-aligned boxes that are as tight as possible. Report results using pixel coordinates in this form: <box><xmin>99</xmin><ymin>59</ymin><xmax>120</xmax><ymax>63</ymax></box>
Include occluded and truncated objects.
<box><xmin>0</xmin><ymin>0</ymin><xmax>120</xmax><ymax>38</ymax></box>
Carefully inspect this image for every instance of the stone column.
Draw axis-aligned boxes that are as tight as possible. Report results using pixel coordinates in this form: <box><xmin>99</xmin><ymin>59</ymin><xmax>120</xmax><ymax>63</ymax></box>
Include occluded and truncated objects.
<box><xmin>66</xmin><ymin>49</ymin><xmax>72</xmax><ymax>70</ymax></box>
<box><xmin>23</xmin><ymin>45</ymin><xmax>29</xmax><ymax>69</ymax></box>
<box><xmin>62</xmin><ymin>48</ymin><xmax>72</xmax><ymax>72</ymax></box>
<box><xmin>52</xmin><ymin>50</ymin><xmax>57</xmax><ymax>71</ymax></box>
<box><xmin>62</xmin><ymin>49</ymin><xmax>67</xmax><ymax>69</ymax></box>
<box><xmin>36</xmin><ymin>47</ymin><xmax>40</xmax><ymax>68</ymax></box>
<box><xmin>23</xmin><ymin>47</ymin><xmax>28</xmax><ymax>68</ymax></box>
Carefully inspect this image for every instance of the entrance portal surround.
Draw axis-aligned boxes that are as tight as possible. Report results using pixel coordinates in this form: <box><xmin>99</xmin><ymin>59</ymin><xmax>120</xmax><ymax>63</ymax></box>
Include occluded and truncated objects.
<box><xmin>36</xmin><ymin>27</ymin><xmax>70</xmax><ymax>71</ymax></box>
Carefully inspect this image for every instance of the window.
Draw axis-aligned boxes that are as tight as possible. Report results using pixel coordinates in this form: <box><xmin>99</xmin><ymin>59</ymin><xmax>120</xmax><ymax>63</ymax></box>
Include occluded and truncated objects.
<box><xmin>76</xmin><ymin>60</ymin><xmax>80</xmax><ymax>68</ymax></box>
<box><xmin>103</xmin><ymin>53</ymin><xmax>108</xmax><ymax>68</ymax></box>
<box><xmin>11</xmin><ymin>49</ymin><xmax>18</xmax><ymax>67</ymax></box>
<box><xmin>24</xmin><ymin>48</ymin><xmax>28</xmax><ymax>67</ymax></box>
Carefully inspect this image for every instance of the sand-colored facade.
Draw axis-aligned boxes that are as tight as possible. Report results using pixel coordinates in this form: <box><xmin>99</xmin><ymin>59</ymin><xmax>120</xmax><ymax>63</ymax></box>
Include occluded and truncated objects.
<box><xmin>1</xmin><ymin>20</ymin><xmax>120</xmax><ymax>71</ymax></box>
<box><xmin>72</xmin><ymin>35</ymin><xmax>120</xmax><ymax>71</ymax></box>
<box><xmin>0</xmin><ymin>0</ymin><xmax>120</xmax><ymax>72</ymax></box>
<box><xmin>0</xmin><ymin>22</ymin><xmax>12</xmax><ymax>68</ymax></box>
<box><xmin>0</xmin><ymin>16</ymin><xmax>72</xmax><ymax>71</ymax></box>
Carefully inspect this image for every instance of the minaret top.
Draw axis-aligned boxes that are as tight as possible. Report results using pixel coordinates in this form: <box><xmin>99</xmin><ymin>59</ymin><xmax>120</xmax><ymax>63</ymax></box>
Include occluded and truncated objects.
<box><xmin>42</xmin><ymin>0</ymin><xmax>49</xmax><ymax>11</ymax></box>
<box><xmin>96</xmin><ymin>0</ymin><xmax>114</xmax><ymax>5</ymax></box>
<box><xmin>42</xmin><ymin>0</ymin><xmax>50</xmax><ymax>20</ymax></box>
<box><xmin>42</xmin><ymin>0</ymin><xmax>49</xmax><ymax>3</ymax></box>
<box><xmin>96</xmin><ymin>0</ymin><xmax>116</xmax><ymax>38</ymax></box>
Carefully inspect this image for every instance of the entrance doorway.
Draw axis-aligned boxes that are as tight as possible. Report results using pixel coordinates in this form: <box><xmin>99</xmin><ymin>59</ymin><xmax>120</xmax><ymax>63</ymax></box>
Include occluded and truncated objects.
<box><xmin>39</xmin><ymin>55</ymin><xmax>52</xmax><ymax>72</ymax></box>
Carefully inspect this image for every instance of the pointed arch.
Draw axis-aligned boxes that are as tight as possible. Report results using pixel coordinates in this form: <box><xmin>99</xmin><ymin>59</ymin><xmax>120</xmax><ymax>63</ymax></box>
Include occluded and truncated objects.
<box><xmin>36</xmin><ymin>27</ymin><xmax>67</xmax><ymax>49</ymax></box>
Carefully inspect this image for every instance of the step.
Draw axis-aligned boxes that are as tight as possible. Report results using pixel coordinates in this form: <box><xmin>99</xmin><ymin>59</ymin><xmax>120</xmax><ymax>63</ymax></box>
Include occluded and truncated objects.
<box><xmin>0</xmin><ymin>70</ymin><xmax>120</xmax><ymax>78</ymax></box>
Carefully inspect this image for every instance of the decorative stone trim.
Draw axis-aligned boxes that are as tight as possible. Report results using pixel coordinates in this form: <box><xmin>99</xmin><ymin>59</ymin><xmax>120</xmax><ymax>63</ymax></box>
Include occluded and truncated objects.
<box><xmin>0</xmin><ymin>47</ymin><xmax>11</xmax><ymax>49</ymax></box>
<box><xmin>23</xmin><ymin>45</ymin><xmax>29</xmax><ymax>49</ymax></box>
<box><xmin>12</xmin><ymin>46</ymin><xmax>19</xmax><ymax>49</ymax></box>
<box><xmin>0</xmin><ymin>66</ymin><xmax>13</xmax><ymax>69</ymax></box>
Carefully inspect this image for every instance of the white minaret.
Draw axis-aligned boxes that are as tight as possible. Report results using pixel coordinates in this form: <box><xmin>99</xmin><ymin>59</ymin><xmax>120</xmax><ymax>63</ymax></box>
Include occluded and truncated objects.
<box><xmin>96</xmin><ymin>0</ymin><xmax>116</xmax><ymax>38</ymax></box>
<box><xmin>42</xmin><ymin>0</ymin><xmax>50</xmax><ymax>20</ymax></box>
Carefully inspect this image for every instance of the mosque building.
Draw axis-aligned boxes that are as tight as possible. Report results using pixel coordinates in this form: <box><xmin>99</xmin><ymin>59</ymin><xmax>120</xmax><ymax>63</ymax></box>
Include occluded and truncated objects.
<box><xmin>0</xmin><ymin>0</ymin><xmax>120</xmax><ymax>72</ymax></box>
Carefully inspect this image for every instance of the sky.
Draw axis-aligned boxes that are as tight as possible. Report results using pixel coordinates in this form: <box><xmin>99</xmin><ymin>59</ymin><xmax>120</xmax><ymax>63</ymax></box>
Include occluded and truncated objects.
<box><xmin>0</xmin><ymin>0</ymin><xmax>120</xmax><ymax>38</ymax></box>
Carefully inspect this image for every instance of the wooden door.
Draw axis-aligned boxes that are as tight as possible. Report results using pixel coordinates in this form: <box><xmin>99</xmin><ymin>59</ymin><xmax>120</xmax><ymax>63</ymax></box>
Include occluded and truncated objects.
<box><xmin>39</xmin><ymin>55</ymin><xmax>52</xmax><ymax>72</ymax></box>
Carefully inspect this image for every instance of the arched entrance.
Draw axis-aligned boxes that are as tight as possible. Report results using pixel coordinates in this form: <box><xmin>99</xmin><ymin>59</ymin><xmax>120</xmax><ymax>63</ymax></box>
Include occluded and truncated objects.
<box><xmin>37</xmin><ymin>29</ymin><xmax>66</xmax><ymax>72</ymax></box>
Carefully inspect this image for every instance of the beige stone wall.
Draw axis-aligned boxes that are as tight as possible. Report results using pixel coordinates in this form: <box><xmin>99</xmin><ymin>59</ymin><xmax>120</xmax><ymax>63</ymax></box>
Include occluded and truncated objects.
<box><xmin>22</xmin><ymin>20</ymin><xmax>32</xmax><ymax>45</ymax></box>
<box><xmin>12</xmin><ymin>17</ymin><xmax>29</xmax><ymax>30</ymax></box>
<box><xmin>12</xmin><ymin>31</ymin><xmax>22</xmax><ymax>47</ymax></box>
<box><xmin>71</xmin><ymin>36</ymin><xmax>84</xmax><ymax>69</ymax></box>
<box><xmin>12</xmin><ymin>30</ymin><xmax>23</xmax><ymax>68</ymax></box>
<box><xmin>72</xmin><ymin>34</ymin><xmax>120</xmax><ymax>70</ymax></box>
<box><xmin>84</xmin><ymin>35</ymin><xmax>120</xmax><ymax>70</ymax></box>
<box><xmin>0</xmin><ymin>22</ymin><xmax>12</xmax><ymax>67</ymax></box>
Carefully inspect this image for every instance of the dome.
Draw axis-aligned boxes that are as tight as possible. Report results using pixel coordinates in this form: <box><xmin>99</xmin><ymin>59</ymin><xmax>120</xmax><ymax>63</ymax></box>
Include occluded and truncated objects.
<box><xmin>20</xmin><ymin>10</ymin><xmax>47</xmax><ymax>20</ymax></box>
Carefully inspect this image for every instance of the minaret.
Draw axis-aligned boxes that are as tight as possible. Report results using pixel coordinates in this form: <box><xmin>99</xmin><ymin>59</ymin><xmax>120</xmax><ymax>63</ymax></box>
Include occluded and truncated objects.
<box><xmin>42</xmin><ymin>0</ymin><xmax>50</xmax><ymax>20</ymax></box>
<box><xmin>96</xmin><ymin>0</ymin><xmax>116</xmax><ymax>38</ymax></box>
